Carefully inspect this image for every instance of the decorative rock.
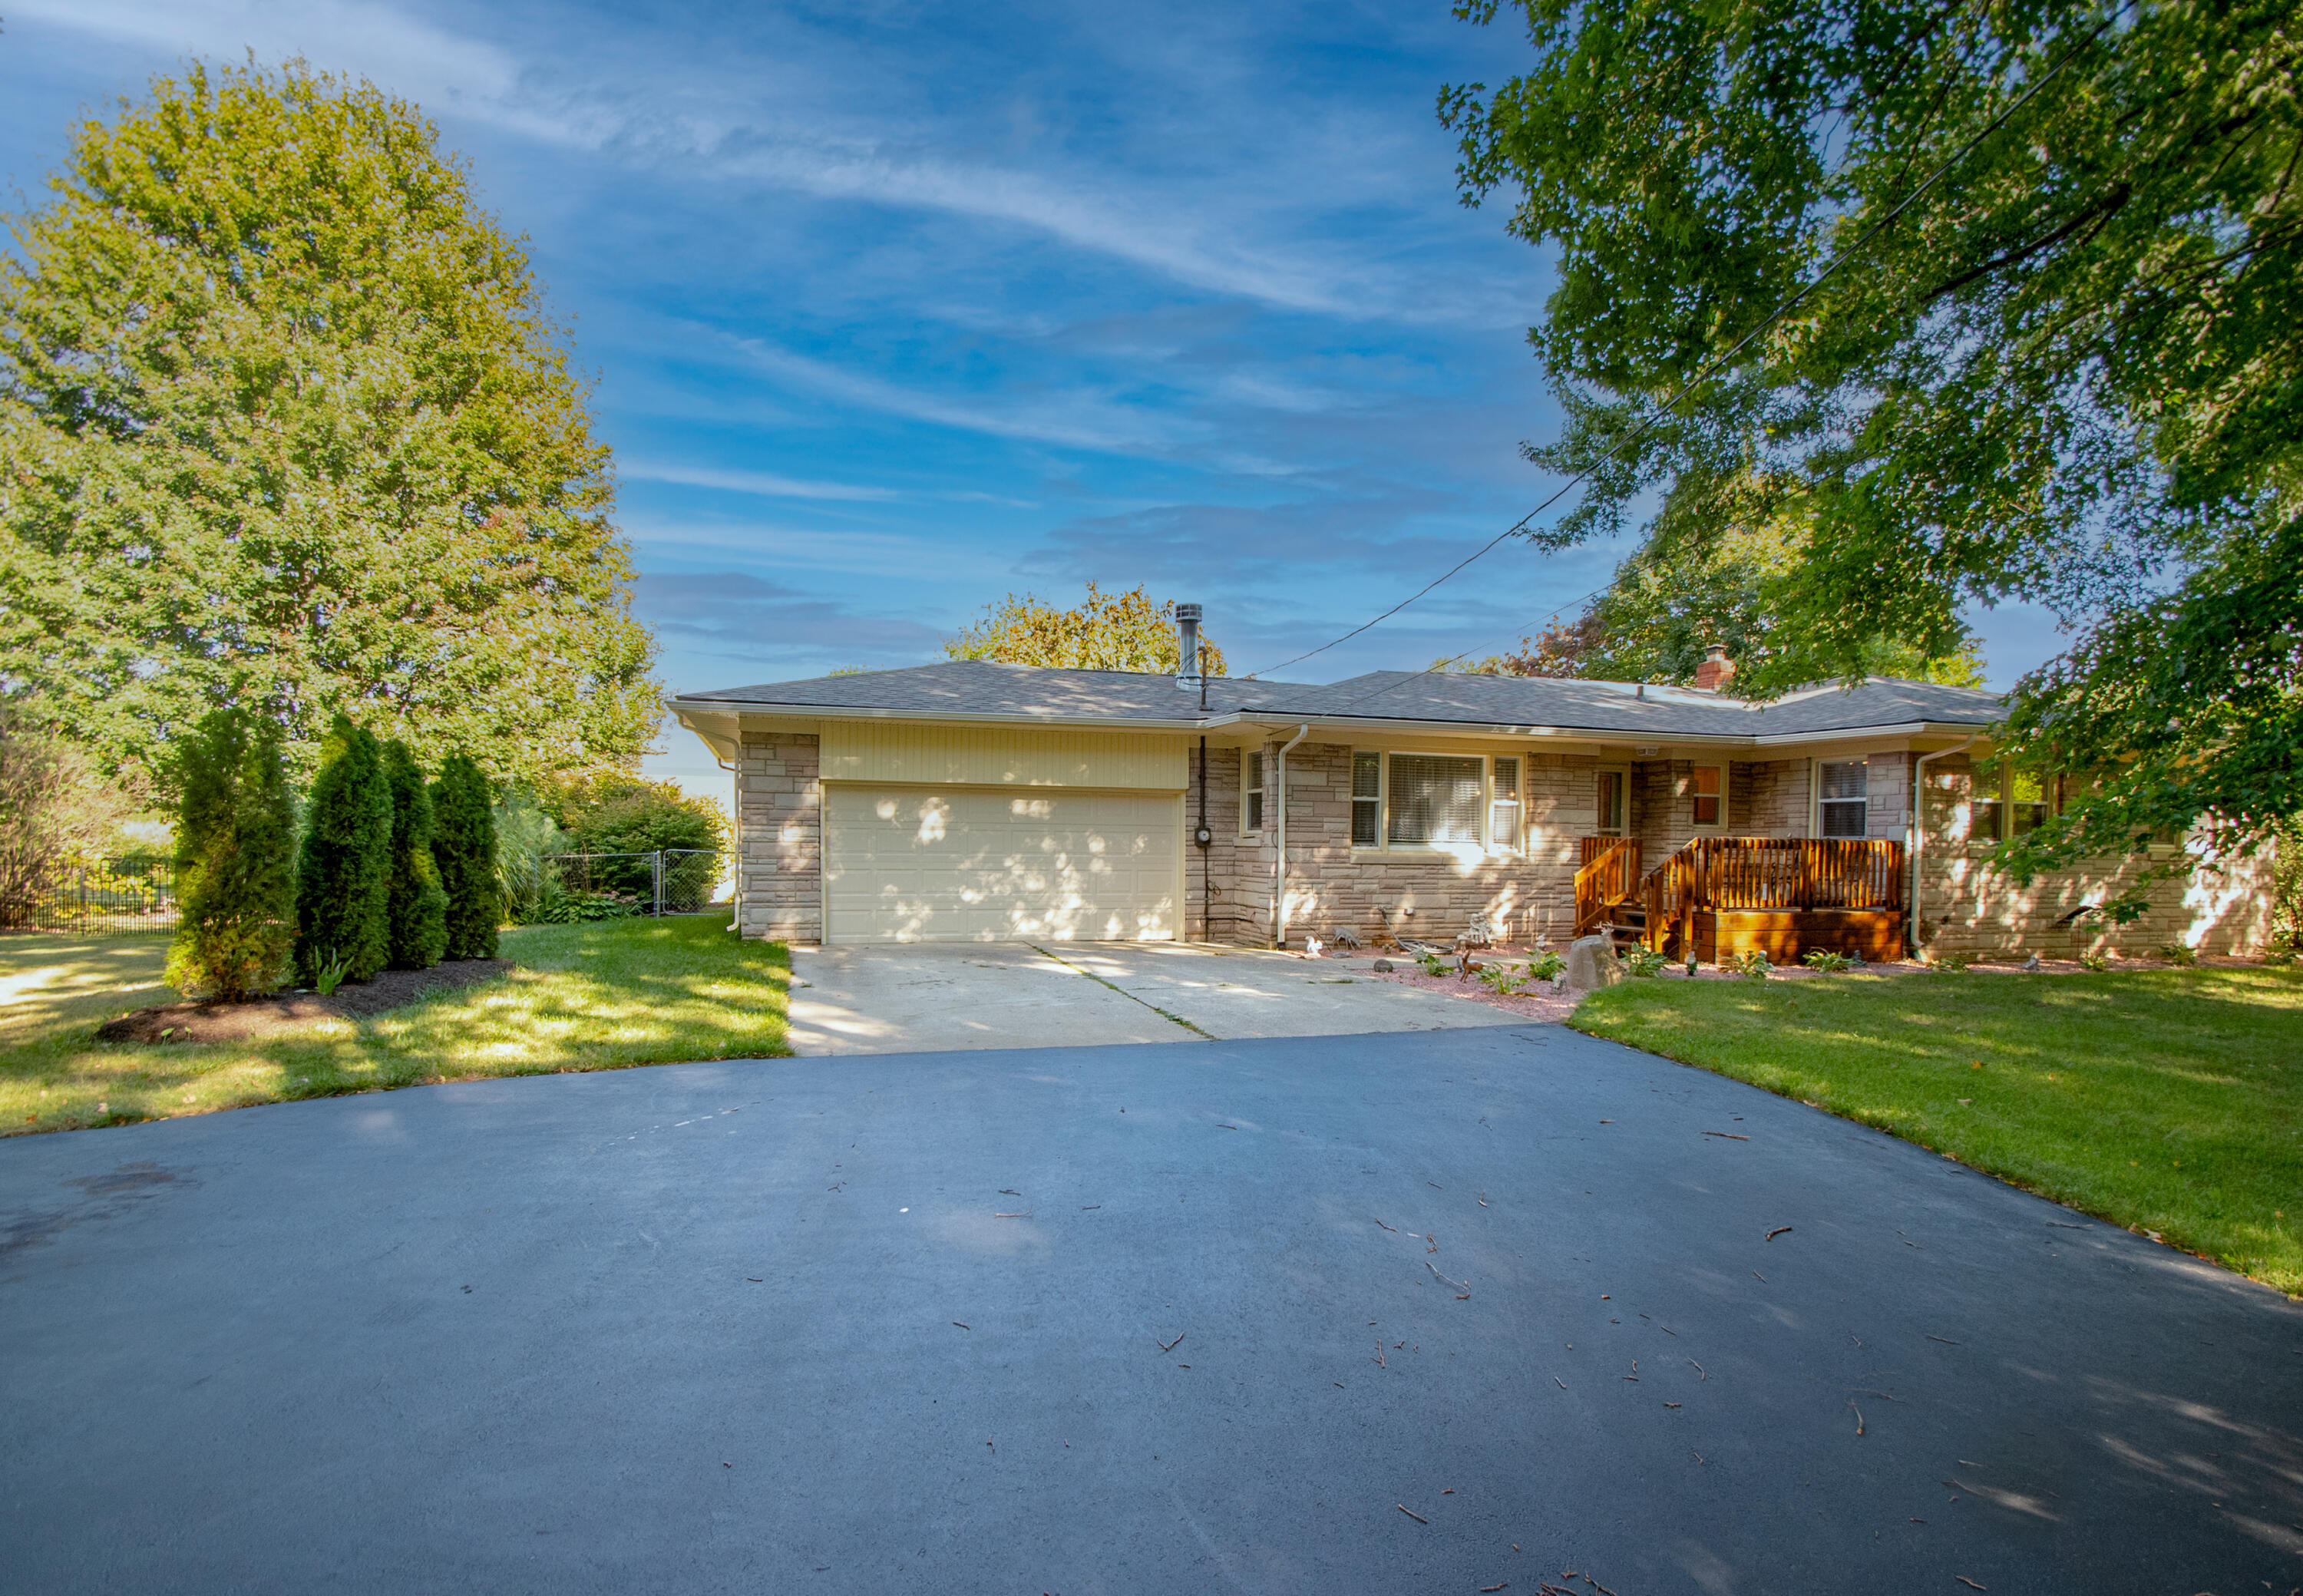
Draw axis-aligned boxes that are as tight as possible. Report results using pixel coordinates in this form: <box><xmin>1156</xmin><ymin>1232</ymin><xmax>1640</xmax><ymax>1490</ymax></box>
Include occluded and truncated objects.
<box><xmin>1371</xmin><ymin>958</ymin><xmax>1395</xmax><ymax>973</ymax></box>
<box><xmin>1563</xmin><ymin>933</ymin><xmax>1625</xmax><ymax>993</ymax></box>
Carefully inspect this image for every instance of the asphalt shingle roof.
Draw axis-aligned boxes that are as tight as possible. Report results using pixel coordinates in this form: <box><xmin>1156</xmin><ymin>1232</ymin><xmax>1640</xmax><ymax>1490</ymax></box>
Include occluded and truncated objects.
<box><xmin>674</xmin><ymin>659</ymin><xmax>2004</xmax><ymax>739</ymax></box>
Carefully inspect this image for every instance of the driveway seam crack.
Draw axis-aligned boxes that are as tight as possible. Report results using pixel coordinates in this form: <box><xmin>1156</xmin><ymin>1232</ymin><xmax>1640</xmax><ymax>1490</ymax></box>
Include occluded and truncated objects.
<box><xmin>1030</xmin><ymin>946</ymin><xmax>1216</xmax><ymax>1040</ymax></box>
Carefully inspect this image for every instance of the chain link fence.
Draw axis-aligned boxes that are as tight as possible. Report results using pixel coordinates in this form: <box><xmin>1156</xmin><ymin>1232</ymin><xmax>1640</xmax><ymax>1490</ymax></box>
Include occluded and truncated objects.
<box><xmin>540</xmin><ymin>849</ymin><xmax>725</xmax><ymax>920</ymax></box>
<box><xmin>5</xmin><ymin>858</ymin><xmax>178</xmax><ymax>935</ymax></box>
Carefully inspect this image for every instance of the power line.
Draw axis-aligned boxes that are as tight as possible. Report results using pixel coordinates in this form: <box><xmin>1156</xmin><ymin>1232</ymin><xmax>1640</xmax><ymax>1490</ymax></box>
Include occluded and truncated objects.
<box><xmin>1238</xmin><ymin>2</ymin><xmax>2131</xmax><ymax>686</ymax></box>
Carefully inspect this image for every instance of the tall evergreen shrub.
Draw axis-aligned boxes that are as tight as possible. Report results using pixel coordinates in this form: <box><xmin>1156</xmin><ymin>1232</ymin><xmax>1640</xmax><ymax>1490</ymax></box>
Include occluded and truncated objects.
<box><xmin>294</xmin><ymin>714</ymin><xmax>392</xmax><ymax>983</ymax></box>
<box><xmin>382</xmin><ymin>739</ymin><xmax>448</xmax><ymax>969</ymax></box>
<box><xmin>166</xmin><ymin>709</ymin><xmax>297</xmax><ymax>1000</ymax></box>
<box><xmin>430</xmin><ymin>753</ymin><xmax>499</xmax><ymax>958</ymax></box>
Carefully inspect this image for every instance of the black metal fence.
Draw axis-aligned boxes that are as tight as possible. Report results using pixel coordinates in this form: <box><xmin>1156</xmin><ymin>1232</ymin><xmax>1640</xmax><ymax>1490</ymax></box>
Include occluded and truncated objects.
<box><xmin>9</xmin><ymin>858</ymin><xmax>178</xmax><ymax>935</ymax></box>
<box><xmin>544</xmin><ymin>850</ymin><xmax>724</xmax><ymax>918</ymax></box>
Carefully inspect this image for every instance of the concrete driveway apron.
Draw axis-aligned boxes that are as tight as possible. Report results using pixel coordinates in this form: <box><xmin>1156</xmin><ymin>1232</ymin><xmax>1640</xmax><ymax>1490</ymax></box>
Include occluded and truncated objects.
<box><xmin>3</xmin><ymin>1024</ymin><xmax>2297</xmax><ymax>1594</ymax></box>
<box><xmin>788</xmin><ymin>942</ymin><xmax>1509</xmax><ymax>1055</ymax></box>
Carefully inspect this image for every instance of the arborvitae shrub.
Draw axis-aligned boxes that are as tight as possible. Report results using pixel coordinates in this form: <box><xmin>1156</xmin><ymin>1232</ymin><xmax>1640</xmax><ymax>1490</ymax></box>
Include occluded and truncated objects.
<box><xmin>430</xmin><ymin>753</ymin><xmax>499</xmax><ymax>958</ymax></box>
<box><xmin>166</xmin><ymin>709</ymin><xmax>297</xmax><ymax>1000</ymax></box>
<box><xmin>294</xmin><ymin>714</ymin><xmax>392</xmax><ymax>983</ymax></box>
<box><xmin>382</xmin><ymin>739</ymin><xmax>448</xmax><ymax>969</ymax></box>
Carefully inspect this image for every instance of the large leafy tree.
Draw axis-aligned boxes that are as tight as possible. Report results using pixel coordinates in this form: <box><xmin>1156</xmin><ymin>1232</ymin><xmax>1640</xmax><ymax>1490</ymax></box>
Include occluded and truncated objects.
<box><xmin>945</xmin><ymin>583</ymin><xmax>1228</xmax><ymax>676</ymax></box>
<box><xmin>0</xmin><ymin>60</ymin><xmax>659</xmax><ymax>795</ymax></box>
<box><xmin>1457</xmin><ymin>490</ymin><xmax>1984</xmax><ymax>685</ymax></box>
<box><xmin>1442</xmin><ymin>0</ymin><xmax>2301</xmax><ymax>900</ymax></box>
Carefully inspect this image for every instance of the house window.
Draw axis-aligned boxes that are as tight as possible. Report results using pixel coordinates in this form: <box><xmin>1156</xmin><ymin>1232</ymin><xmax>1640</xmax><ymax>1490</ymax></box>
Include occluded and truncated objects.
<box><xmin>1243</xmin><ymin>750</ymin><xmax>1264</xmax><ymax>833</ymax></box>
<box><xmin>1596</xmin><ymin>768</ymin><xmax>1629</xmax><ymax>835</ymax></box>
<box><xmin>2009</xmin><ymin>766</ymin><xmax>2050</xmax><ymax>835</ymax></box>
<box><xmin>1971</xmin><ymin>757</ymin><xmax>2053</xmax><ymax>843</ymax></box>
<box><xmin>1351</xmin><ymin>752</ymin><xmax>1382</xmax><ymax>846</ymax></box>
<box><xmin>1491</xmin><ymin>758</ymin><xmax>1522</xmax><ymax>851</ymax></box>
<box><xmin>1689</xmin><ymin>765</ymin><xmax>1724</xmax><ymax>828</ymax></box>
<box><xmin>1819</xmin><ymin>759</ymin><xmax>1869</xmax><ymax>838</ymax></box>
<box><xmin>1388</xmin><ymin>755</ymin><xmax>1485</xmax><ymax>845</ymax></box>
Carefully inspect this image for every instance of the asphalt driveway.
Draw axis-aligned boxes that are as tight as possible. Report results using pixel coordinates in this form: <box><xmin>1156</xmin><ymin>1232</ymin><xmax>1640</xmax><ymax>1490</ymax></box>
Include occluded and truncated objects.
<box><xmin>3</xmin><ymin>1026</ymin><xmax>2298</xmax><ymax>1594</ymax></box>
<box><xmin>786</xmin><ymin>942</ymin><xmax>1514</xmax><ymax>1053</ymax></box>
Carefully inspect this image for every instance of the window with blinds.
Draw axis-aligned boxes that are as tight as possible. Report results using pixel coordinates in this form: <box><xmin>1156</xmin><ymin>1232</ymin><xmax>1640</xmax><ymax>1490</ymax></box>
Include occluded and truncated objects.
<box><xmin>1690</xmin><ymin>765</ymin><xmax>1723</xmax><ymax>828</ymax></box>
<box><xmin>1387</xmin><ymin>755</ymin><xmax>1485</xmax><ymax>845</ymax></box>
<box><xmin>1819</xmin><ymin>759</ymin><xmax>1869</xmax><ymax>838</ymax></box>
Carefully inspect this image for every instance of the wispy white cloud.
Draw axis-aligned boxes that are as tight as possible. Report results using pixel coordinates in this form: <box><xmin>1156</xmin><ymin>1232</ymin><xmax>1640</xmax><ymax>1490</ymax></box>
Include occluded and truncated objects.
<box><xmin>619</xmin><ymin>461</ymin><xmax>900</xmax><ymax>502</ymax></box>
<box><xmin>19</xmin><ymin>0</ymin><xmax>1529</xmax><ymax>325</ymax></box>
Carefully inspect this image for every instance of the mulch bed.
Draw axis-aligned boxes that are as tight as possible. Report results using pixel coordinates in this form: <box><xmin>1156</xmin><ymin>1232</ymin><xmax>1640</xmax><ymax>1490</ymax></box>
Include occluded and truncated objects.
<box><xmin>95</xmin><ymin>959</ymin><xmax>514</xmax><ymax>1046</ymax></box>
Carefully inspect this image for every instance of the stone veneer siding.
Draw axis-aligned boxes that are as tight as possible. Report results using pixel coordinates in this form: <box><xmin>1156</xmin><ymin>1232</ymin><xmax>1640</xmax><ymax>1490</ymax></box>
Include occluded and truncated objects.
<box><xmin>735</xmin><ymin>729</ymin><xmax>821</xmax><ymax>943</ymax></box>
<box><xmin>1209</xmin><ymin>742</ymin><xmax>1598</xmax><ymax>950</ymax></box>
<box><xmin>1912</xmin><ymin>755</ymin><xmax>2275</xmax><ymax>957</ymax></box>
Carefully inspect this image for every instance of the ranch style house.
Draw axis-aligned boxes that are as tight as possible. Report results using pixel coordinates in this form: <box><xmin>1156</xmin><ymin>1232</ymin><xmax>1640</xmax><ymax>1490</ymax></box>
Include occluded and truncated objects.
<box><xmin>671</xmin><ymin>615</ymin><xmax>2276</xmax><ymax>964</ymax></box>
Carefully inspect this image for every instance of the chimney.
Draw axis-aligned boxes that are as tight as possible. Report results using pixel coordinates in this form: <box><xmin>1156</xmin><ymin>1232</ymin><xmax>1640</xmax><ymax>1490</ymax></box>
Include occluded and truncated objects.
<box><xmin>1694</xmin><ymin>643</ymin><xmax>1736</xmax><ymax>692</ymax></box>
<box><xmin>1174</xmin><ymin>602</ymin><xmax>1203</xmax><ymax>689</ymax></box>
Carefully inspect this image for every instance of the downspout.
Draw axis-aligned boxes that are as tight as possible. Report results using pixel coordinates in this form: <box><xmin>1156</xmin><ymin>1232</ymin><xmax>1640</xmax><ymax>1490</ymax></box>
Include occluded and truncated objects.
<box><xmin>1197</xmin><ymin>734</ymin><xmax>1210</xmax><ymax>943</ymax></box>
<box><xmin>1908</xmin><ymin>733</ymin><xmax>1978</xmax><ymax>960</ymax></box>
<box><xmin>1270</xmin><ymin>724</ymin><xmax>1310</xmax><ymax>950</ymax></box>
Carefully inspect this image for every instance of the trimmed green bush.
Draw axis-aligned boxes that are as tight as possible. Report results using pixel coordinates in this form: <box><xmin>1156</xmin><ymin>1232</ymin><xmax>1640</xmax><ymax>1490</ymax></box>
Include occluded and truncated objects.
<box><xmin>430</xmin><ymin>753</ymin><xmax>500</xmax><ymax>959</ymax></box>
<box><xmin>382</xmin><ymin>739</ymin><xmax>448</xmax><ymax>970</ymax></box>
<box><xmin>166</xmin><ymin>709</ymin><xmax>298</xmax><ymax>1000</ymax></box>
<box><xmin>294</xmin><ymin>714</ymin><xmax>392</xmax><ymax>984</ymax></box>
<box><xmin>563</xmin><ymin>779</ymin><xmax>723</xmax><ymax>897</ymax></box>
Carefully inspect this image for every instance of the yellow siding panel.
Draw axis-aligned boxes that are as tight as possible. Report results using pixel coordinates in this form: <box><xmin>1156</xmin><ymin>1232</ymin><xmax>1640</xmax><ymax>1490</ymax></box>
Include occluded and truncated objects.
<box><xmin>820</xmin><ymin>722</ymin><xmax>1187</xmax><ymax>790</ymax></box>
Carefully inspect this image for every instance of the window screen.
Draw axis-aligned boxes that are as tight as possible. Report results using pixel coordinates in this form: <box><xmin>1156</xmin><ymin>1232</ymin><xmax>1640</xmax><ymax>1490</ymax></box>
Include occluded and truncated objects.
<box><xmin>1244</xmin><ymin>750</ymin><xmax>1264</xmax><ymax>832</ymax></box>
<box><xmin>1597</xmin><ymin>770</ymin><xmax>1627</xmax><ymax>834</ymax></box>
<box><xmin>1690</xmin><ymin>765</ymin><xmax>1723</xmax><ymax>827</ymax></box>
<box><xmin>1969</xmin><ymin>757</ymin><xmax>2004</xmax><ymax>841</ymax></box>
<box><xmin>2010</xmin><ymin>767</ymin><xmax>2050</xmax><ymax>835</ymax></box>
<box><xmin>1819</xmin><ymin>759</ymin><xmax>1869</xmax><ymax>838</ymax></box>
<box><xmin>1490</xmin><ymin>757</ymin><xmax>1521</xmax><ymax>851</ymax></box>
<box><xmin>1351</xmin><ymin>752</ymin><xmax>1381</xmax><ymax>847</ymax></box>
<box><xmin>1388</xmin><ymin>755</ymin><xmax>1484</xmax><ymax>845</ymax></box>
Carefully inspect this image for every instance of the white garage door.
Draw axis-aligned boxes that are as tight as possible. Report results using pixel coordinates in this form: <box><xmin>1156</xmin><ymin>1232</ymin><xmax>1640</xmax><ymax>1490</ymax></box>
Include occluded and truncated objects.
<box><xmin>824</xmin><ymin>785</ymin><xmax>1182</xmax><ymax>943</ymax></box>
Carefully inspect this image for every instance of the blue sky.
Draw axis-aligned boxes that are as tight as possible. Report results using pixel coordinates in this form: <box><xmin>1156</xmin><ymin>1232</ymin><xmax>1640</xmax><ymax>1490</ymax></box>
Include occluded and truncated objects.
<box><xmin>1</xmin><ymin>0</ymin><xmax>2060</xmax><ymax>798</ymax></box>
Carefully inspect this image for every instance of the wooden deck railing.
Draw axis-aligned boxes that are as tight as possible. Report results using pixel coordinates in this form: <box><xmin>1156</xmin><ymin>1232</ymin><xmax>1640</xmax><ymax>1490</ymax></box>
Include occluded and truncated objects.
<box><xmin>1621</xmin><ymin>837</ymin><xmax>1906</xmax><ymax>951</ymax></box>
<box><xmin>1572</xmin><ymin>837</ymin><xmax>1642</xmax><ymax>935</ymax></box>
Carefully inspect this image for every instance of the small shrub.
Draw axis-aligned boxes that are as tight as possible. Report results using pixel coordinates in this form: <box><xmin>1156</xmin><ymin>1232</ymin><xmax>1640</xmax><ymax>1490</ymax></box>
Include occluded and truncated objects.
<box><xmin>2265</xmin><ymin>939</ymin><xmax>2297</xmax><ymax>968</ymax></box>
<box><xmin>2080</xmin><ymin>951</ymin><xmax>2112</xmax><ymax>972</ymax></box>
<box><xmin>294</xmin><ymin>715</ymin><xmax>392</xmax><ymax>985</ymax></box>
<box><xmin>1621</xmin><ymin>946</ymin><xmax>1670</xmax><ymax>977</ymax></box>
<box><xmin>1478</xmin><ymin>963</ymin><xmax>1528</xmax><ymax>996</ymax></box>
<box><xmin>312</xmin><ymin>948</ymin><xmax>351</xmax><ymax>996</ymax></box>
<box><xmin>1802</xmin><ymin>949</ymin><xmax>1853</xmax><ymax>974</ymax></box>
<box><xmin>2157</xmin><ymin>942</ymin><xmax>2197</xmax><ymax>967</ymax></box>
<box><xmin>167</xmin><ymin>709</ymin><xmax>298</xmax><ymax>1001</ymax></box>
<box><xmin>540</xmin><ymin>887</ymin><xmax>641</xmax><ymax>924</ymax></box>
<box><xmin>1931</xmin><ymin>950</ymin><xmax>1971</xmax><ymax>973</ymax></box>
<box><xmin>382</xmin><ymin>739</ymin><xmax>448</xmax><ymax>970</ymax></box>
<box><xmin>1731</xmin><ymin>950</ymin><xmax>1773</xmax><ymax>980</ymax></box>
<box><xmin>1417</xmin><ymin>950</ymin><xmax>1450</xmax><ymax>977</ymax></box>
<box><xmin>1527</xmin><ymin>949</ymin><xmax>1567</xmax><ymax>982</ymax></box>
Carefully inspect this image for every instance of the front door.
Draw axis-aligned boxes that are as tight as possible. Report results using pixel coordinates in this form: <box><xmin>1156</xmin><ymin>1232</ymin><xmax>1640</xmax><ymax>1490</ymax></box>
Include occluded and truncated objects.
<box><xmin>1597</xmin><ymin>768</ymin><xmax>1630</xmax><ymax>835</ymax></box>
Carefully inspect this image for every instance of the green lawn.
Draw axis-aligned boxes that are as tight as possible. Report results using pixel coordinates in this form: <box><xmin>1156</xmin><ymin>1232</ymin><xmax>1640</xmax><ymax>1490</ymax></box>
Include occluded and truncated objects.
<box><xmin>1571</xmin><ymin>967</ymin><xmax>2303</xmax><ymax>1295</ymax></box>
<box><xmin>1</xmin><ymin>916</ymin><xmax>789</xmax><ymax>1137</ymax></box>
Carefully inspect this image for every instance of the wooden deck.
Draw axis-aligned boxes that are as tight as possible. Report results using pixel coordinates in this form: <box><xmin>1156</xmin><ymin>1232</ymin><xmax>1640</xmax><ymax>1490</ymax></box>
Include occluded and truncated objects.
<box><xmin>1578</xmin><ymin>836</ymin><xmax>1907</xmax><ymax>963</ymax></box>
